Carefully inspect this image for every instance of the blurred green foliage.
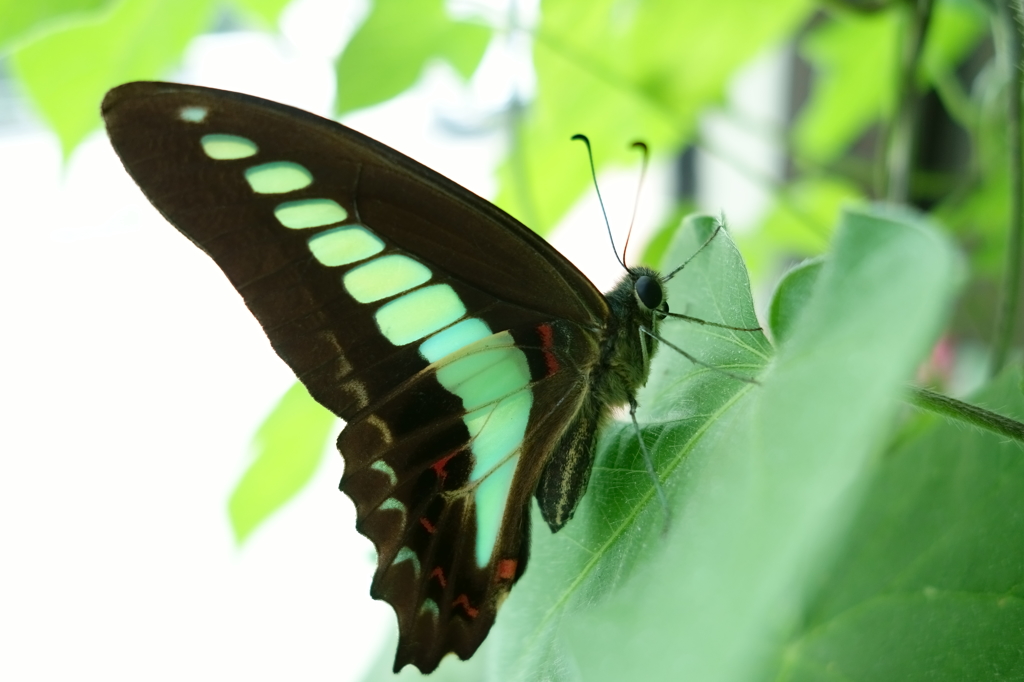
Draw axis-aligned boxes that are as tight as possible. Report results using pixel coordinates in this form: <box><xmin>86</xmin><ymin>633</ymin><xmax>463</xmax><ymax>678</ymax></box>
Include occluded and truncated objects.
<box><xmin>6</xmin><ymin>0</ymin><xmax>1024</xmax><ymax>679</ymax></box>
<box><xmin>227</xmin><ymin>381</ymin><xmax>337</xmax><ymax>543</ymax></box>
<box><xmin>334</xmin><ymin>0</ymin><xmax>491</xmax><ymax>113</ymax></box>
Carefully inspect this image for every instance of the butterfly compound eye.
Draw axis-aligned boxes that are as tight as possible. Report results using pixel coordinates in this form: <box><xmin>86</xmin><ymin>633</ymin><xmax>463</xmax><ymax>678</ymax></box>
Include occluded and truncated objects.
<box><xmin>635</xmin><ymin>275</ymin><xmax>663</xmax><ymax>311</ymax></box>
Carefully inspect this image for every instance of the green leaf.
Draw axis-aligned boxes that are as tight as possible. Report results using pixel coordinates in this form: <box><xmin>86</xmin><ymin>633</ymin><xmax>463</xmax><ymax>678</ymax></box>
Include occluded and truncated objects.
<box><xmin>777</xmin><ymin>367</ymin><xmax>1024</xmax><ymax>680</ymax></box>
<box><xmin>768</xmin><ymin>257</ymin><xmax>823</xmax><ymax>348</ymax></box>
<box><xmin>492</xmin><ymin>213</ymin><xmax>773</xmax><ymax>677</ymax></box>
<box><xmin>228</xmin><ymin>381</ymin><xmax>337</xmax><ymax>543</ymax></box>
<box><xmin>795</xmin><ymin>8</ymin><xmax>899</xmax><ymax>164</ymax></box>
<box><xmin>11</xmin><ymin>0</ymin><xmax>214</xmax><ymax>156</ymax></box>
<box><xmin>0</xmin><ymin>0</ymin><xmax>111</xmax><ymax>53</ymax></box>
<box><xmin>933</xmin><ymin>53</ymin><xmax>1014</xmax><ymax>278</ymax></box>
<box><xmin>495</xmin><ymin>0</ymin><xmax>815</xmax><ymax>233</ymax></box>
<box><xmin>227</xmin><ymin>0</ymin><xmax>292</xmax><ymax>29</ymax></box>
<box><xmin>920</xmin><ymin>0</ymin><xmax>987</xmax><ymax>85</ymax></box>
<box><xmin>934</xmin><ymin>171</ymin><xmax>1010</xmax><ymax>277</ymax></box>
<box><xmin>334</xmin><ymin>0</ymin><xmax>491</xmax><ymax>115</ymax></box>
<box><xmin>486</xmin><ymin>207</ymin><xmax>958</xmax><ymax>679</ymax></box>
<box><xmin>794</xmin><ymin>0</ymin><xmax>984</xmax><ymax>167</ymax></box>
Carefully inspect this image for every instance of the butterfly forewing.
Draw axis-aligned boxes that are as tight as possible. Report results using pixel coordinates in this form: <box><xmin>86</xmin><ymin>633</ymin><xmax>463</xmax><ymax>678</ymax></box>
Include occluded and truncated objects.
<box><xmin>102</xmin><ymin>81</ymin><xmax>609</xmax><ymax>672</ymax></box>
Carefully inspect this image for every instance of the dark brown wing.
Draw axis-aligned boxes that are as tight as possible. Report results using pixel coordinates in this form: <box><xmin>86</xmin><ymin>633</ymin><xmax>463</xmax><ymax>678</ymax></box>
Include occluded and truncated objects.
<box><xmin>102</xmin><ymin>82</ymin><xmax>608</xmax><ymax>672</ymax></box>
<box><xmin>341</xmin><ymin>320</ymin><xmax>597</xmax><ymax>671</ymax></box>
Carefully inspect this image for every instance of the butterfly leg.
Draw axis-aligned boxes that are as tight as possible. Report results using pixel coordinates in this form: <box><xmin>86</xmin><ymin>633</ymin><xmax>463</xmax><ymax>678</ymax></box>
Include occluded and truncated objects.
<box><xmin>640</xmin><ymin>327</ymin><xmax>760</xmax><ymax>386</ymax></box>
<box><xmin>629</xmin><ymin>395</ymin><xmax>671</xmax><ymax>534</ymax></box>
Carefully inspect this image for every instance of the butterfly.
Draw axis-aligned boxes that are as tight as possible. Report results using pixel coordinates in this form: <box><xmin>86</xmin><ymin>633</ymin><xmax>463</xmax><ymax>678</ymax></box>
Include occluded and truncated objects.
<box><xmin>102</xmin><ymin>81</ymin><xmax>756</xmax><ymax>673</ymax></box>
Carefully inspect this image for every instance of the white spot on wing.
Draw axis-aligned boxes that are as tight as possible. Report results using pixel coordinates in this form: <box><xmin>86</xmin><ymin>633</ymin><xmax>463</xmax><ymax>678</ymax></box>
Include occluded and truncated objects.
<box><xmin>179</xmin><ymin>106</ymin><xmax>207</xmax><ymax>123</ymax></box>
<box><xmin>393</xmin><ymin>546</ymin><xmax>421</xmax><ymax>576</ymax></box>
<box><xmin>371</xmin><ymin>461</ymin><xmax>398</xmax><ymax>486</ymax></box>
<box><xmin>341</xmin><ymin>380</ymin><xmax>368</xmax><ymax>409</ymax></box>
<box><xmin>366</xmin><ymin>415</ymin><xmax>393</xmax><ymax>445</ymax></box>
<box><xmin>201</xmin><ymin>134</ymin><xmax>257</xmax><ymax>159</ymax></box>
<box><xmin>378</xmin><ymin>497</ymin><xmax>406</xmax><ymax>524</ymax></box>
<box><xmin>419</xmin><ymin>598</ymin><xmax>439</xmax><ymax>620</ymax></box>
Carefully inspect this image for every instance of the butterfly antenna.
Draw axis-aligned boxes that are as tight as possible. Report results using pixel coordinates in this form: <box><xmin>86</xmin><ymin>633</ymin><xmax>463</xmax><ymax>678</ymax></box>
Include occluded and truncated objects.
<box><xmin>573</xmin><ymin>134</ymin><xmax>627</xmax><ymax>272</ymax></box>
<box><xmin>663</xmin><ymin>218</ymin><xmax>725</xmax><ymax>282</ymax></box>
<box><xmin>629</xmin><ymin>396</ymin><xmax>672</xmax><ymax>535</ymax></box>
<box><xmin>621</xmin><ymin>141</ymin><xmax>649</xmax><ymax>268</ymax></box>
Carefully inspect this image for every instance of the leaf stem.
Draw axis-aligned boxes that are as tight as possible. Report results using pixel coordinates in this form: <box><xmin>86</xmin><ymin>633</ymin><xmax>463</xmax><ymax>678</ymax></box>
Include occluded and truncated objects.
<box><xmin>908</xmin><ymin>386</ymin><xmax>1024</xmax><ymax>444</ymax></box>
<box><xmin>883</xmin><ymin>0</ymin><xmax>934</xmax><ymax>203</ymax></box>
<box><xmin>990</xmin><ymin>0</ymin><xmax>1024</xmax><ymax>377</ymax></box>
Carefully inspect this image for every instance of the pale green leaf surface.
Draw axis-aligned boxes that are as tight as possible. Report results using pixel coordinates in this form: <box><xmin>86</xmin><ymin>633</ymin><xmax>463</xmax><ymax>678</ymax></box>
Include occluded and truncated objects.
<box><xmin>12</xmin><ymin>0</ymin><xmax>214</xmax><ymax>156</ymax></box>
<box><xmin>496</xmin><ymin>0</ymin><xmax>814</xmax><ymax>233</ymax></box>
<box><xmin>228</xmin><ymin>381</ymin><xmax>337</xmax><ymax>543</ymax></box>
<box><xmin>775</xmin><ymin>367</ymin><xmax>1024</xmax><ymax>681</ymax></box>
<box><xmin>335</xmin><ymin>0</ymin><xmax>490</xmax><ymax>114</ymax></box>
<box><xmin>490</xmin><ymin>215</ymin><xmax>773</xmax><ymax>679</ymax></box>
<box><xmin>482</xmin><ymin>208</ymin><xmax>958</xmax><ymax>680</ymax></box>
<box><xmin>0</xmin><ymin>0</ymin><xmax>110</xmax><ymax>52</ymax></box>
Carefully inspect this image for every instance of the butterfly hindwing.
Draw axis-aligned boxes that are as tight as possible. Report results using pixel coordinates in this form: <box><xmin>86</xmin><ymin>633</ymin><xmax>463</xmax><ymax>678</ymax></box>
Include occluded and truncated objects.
<box><xmin>102</xmin><ymin>82</ymin><xmax>610</xmax><ymax>672</ymax></box>
<box><xmin>342</xmin><ymin>320</ymin><xmax>596</xmax><ymax>670</ymax></box>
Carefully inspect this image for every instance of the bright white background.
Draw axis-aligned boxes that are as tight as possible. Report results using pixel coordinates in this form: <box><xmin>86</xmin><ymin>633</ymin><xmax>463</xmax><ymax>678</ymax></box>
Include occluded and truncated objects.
<box><xmin>0</xmin><ymin>0</ymin><xmax>785</xmax><ymax>679</ymax></box>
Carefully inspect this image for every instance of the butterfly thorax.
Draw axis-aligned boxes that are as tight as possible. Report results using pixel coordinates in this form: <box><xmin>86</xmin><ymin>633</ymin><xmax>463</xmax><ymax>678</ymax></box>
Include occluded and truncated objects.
<box><xmin>596</xmin><ymin>265</ymin><xmax>666</xmax><ymax>406</ymax></box>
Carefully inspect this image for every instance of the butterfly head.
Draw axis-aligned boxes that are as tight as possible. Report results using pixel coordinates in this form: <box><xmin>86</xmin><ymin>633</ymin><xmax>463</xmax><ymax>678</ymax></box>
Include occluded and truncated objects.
<box><xmin>630</xmin><ymin>267</ymin><xmax>669</xmax><ymax>320</ymax></box>
<box><xmin>634</xmin><ymin>272</ymin><xmax>668</xmax><ymax>318</ymax></box>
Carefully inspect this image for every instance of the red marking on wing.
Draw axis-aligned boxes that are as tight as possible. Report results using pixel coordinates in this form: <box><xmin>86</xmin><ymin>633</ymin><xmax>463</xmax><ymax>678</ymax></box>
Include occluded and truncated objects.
<box><xmin>497</xmin><ymin>559</ymin><xmax>517</xmax><ymax>581</ymax></box>
<box><xmin>419</xmin><ymin>517</ymin><xmax>436</xmax><ymax>534</ymax></box>
<box><xmin>453</xmin><ymin>594</ymin><xmax>479</xmax><ymax>618</ymax></box>
<box><xmin>537</xmin><ymin>323</ymin><xmax>559</xmax><ymax>376</ymax></box>
<box><xmin>429</xmin><ymin>566</ymin><xmax>447</xmax><ymax>588</ymax></box>
<box><xmin>431</xmin><ymin>450</ymin><xmax>458</xmax><ymax>484</ymax></box>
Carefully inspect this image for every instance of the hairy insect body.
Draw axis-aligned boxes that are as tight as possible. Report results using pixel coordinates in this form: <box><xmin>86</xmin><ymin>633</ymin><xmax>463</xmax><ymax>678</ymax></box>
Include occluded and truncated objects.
<box><xmin>535</xmin><ymin>266</ymin><xmax>667</xmax><ymax>531</ymax></box>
